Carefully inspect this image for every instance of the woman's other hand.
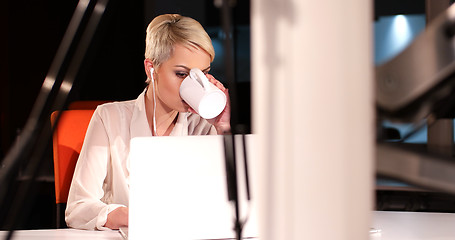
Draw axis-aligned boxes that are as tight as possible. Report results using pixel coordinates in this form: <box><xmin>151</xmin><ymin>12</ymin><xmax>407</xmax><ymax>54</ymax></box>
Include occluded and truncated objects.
<box><xmin>188</xmin><ymin>74</ymin><xmax>231</xmax><ymax>134</ymax></box>
<box><xmin>205</xmin><ymin>74</ymin><xmax>230</xmax><ymax>134</ymax></box>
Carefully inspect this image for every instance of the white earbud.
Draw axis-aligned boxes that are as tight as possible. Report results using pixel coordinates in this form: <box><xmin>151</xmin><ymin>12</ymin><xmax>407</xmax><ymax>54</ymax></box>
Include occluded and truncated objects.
<box><xmin>150</xmin><ymin>67</ymin><xmax>155</xmax><ymax>83</ymax></box>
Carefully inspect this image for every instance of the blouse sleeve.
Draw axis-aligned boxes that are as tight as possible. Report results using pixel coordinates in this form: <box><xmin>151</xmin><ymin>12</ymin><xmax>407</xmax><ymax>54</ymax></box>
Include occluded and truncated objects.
<box><xmin>65</xmin><ymin>108</ymin><xmax>125</xmax><ymax>230</ymax></box>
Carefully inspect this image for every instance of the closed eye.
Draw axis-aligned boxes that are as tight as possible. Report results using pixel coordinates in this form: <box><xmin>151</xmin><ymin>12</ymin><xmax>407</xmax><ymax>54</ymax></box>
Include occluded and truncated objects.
<box><xmin>175</xmin><ymin>71</ymin><xmax>188</xmax><ymax>78</ymax></box>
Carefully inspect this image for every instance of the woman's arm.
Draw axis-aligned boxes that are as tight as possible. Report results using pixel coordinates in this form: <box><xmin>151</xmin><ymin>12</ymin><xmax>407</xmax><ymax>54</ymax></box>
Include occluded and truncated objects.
<box><xmin>65</xmin><ymin>108</ymin><xmax>127</xmax><ymax>230</ymax></box>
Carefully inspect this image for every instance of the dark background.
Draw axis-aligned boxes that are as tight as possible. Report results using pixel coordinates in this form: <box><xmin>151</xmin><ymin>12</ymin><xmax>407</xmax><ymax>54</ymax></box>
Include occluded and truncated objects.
<box><xmin>1</xmin><ymin>0</ymin><xmax>455</xmax><ymax>230</ymax></box>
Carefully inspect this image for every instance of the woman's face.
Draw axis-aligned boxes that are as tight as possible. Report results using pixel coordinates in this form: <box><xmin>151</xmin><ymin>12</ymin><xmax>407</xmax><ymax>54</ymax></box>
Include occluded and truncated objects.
<box><xmin>154</xmin><ymin>44</ymin><xmax>211</xmax><ymax>112</ymax></box>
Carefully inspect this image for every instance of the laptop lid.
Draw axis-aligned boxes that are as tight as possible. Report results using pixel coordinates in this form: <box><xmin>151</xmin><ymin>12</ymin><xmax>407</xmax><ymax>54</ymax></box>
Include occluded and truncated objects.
<box><xmin>128</xmin><ymin>135</ymin><xmax>258</xmax><ymax>240</ymax></box>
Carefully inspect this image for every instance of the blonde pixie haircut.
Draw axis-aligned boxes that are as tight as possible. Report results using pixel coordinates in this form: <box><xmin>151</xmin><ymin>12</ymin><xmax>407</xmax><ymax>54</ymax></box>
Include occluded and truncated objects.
<box><xmin>145</xmin><ymin>14</ymin><xmax>215</xmax><ymax>70</ymax></box>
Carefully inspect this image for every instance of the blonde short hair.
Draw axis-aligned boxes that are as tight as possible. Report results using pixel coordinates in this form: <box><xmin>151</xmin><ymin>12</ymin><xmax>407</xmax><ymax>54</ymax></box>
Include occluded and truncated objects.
<box><xmin>145</xmin><ymin>14</ymin><xmax>215</xmax><ymax>68</ymax></box>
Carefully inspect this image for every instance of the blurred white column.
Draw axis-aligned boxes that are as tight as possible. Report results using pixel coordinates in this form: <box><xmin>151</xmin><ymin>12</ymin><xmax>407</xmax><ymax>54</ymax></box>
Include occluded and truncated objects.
<box><xmin>251</xmin><ymin>0</ymin><xmax>374</xmax><ymax>240</ymax></box>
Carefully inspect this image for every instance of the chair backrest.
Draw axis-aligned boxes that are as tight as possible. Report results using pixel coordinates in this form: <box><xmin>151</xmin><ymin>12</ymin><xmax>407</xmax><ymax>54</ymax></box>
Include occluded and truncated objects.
<box><xmin>50</xmin><ymin>110</ymin><xmax>95</xmax><ymax>205</ymax></box>
<box><xmin>68</xmin><ymin>100</ymin><xmax>111</xmax><ymax>110</ymax></box>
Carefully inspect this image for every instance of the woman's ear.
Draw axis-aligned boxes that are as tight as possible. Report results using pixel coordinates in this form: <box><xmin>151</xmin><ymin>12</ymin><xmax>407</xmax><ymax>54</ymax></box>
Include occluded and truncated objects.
<box><xmin>144</xmin><ymin>58</ymin><xmax>154</xmax><ymax>79</ymax></box>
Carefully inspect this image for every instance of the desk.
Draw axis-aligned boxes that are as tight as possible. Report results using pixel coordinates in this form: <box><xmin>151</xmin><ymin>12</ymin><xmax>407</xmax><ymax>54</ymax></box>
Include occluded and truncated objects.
<box><xmin>371</xmin><ymin>211</ymin><xmax>455</xmax><ymax>239</ymax></box>
<box><xmin>1</xmin><ymin>211</ymin><xmax>455</xmax><ymax>240</ymax></box>
<box><xmin>0</xmin><ymin>228</ymin><xmax>123</xmax><ymax>240</ymax></box>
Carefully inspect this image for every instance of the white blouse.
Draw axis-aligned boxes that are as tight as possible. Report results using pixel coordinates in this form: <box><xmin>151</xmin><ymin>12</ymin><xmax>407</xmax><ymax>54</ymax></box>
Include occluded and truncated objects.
<box><xmin>65</xmin><ymin>89</ymin><xmax>216</xmax><ymax>230</ymax></box>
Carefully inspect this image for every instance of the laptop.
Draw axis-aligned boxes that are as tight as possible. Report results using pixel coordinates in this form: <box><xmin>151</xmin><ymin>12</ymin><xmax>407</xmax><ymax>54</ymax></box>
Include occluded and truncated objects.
<box><xmin>126</xmin><ymin>135</ymin><xmax>258</xmax><ymax>240</ymax></box>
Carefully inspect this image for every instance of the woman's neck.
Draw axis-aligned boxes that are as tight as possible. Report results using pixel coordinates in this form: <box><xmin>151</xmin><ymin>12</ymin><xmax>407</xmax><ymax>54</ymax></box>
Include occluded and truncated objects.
<box><xmin>145</xmin><ymin>87</ymin><xmax>178</xmax><ymax>136</ymax></box>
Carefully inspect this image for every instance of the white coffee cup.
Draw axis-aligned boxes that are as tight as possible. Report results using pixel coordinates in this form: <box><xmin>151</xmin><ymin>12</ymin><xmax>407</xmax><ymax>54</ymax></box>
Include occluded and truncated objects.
<box><xmin>179</xmin><ymin>68</ymin><xmax>227</xmax><ymax>119</ymax></box>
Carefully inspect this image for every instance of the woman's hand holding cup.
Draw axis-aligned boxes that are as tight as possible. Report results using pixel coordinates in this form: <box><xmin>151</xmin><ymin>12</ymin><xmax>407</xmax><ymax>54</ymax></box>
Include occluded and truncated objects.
<box><xmin>180</xmin><ymin>69</ymin><xmax>230</xmax><ymax>134</ymax></box>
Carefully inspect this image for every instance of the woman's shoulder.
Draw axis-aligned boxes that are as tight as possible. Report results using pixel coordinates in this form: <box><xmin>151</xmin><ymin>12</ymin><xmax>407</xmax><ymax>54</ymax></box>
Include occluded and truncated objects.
<box><xmin>96</xmin><ymin>100</ymin><xmax>136</xmax><ymax>113</ymax></box>
<box><xmin>95</xmin><ymin>89</ymin><xmax>146</xmax><ymax>117</ymax></box>
<box><xmin>93</xmin><ymin>100</ymin><xmax>136</xmax><ymax>122</ymax></box>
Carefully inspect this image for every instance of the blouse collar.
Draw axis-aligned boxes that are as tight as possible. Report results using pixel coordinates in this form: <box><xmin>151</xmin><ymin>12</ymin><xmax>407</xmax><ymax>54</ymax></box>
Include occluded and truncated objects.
<box><xmin>130</xmin><ymin>88</ymin><xmax>152</xmax><ymax>138</ymax></box>
<box><xmin>129</xmin><ymin>88</ymin><xmax>190</xmax><ymax>137</ymax></box>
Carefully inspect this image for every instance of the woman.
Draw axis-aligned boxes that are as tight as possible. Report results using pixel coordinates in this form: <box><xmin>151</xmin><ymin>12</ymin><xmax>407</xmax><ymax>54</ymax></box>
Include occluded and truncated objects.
<box><xmin>65</xmin><ymin>14</ymin><xmax>230</xmax><ymax>230</ymax></box>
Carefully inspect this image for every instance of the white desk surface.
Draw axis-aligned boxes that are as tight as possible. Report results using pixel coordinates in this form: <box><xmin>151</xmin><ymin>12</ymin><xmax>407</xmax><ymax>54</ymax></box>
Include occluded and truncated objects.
<box><xmin>370</xmin><ymin>211</ymin><xmax>455</xmax><ymax>240</ymax></box>
<box><xmin>1</xmin><ymin>211</ymin><xmax>455</xmax><ymax>240</ymax></box>
<box><xmin>0</xmin><ymin>228</ymin><xmax>123</xmax><ymax>240</ymax></box>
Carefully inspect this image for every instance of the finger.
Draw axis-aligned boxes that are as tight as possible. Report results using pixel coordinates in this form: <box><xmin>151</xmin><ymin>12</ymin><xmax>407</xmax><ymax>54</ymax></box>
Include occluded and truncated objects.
<box><xmin>216</xmin><ymin>82</ymin><xmax>226</xmax><ymax>91</ymax></box>
<box><xmin>206</xmin><ymin>74</ymin><xmax>219</xmax><ymax>84</ymax></box>
<box><xmin>207</xmin><ymin>78</ymin><xmax>226</xmax><ymax>92</ymax></box>
<box><xmin>206</xmin><ymin>74</ymin><xmax>217</xmax><ymax>84</ymax></box>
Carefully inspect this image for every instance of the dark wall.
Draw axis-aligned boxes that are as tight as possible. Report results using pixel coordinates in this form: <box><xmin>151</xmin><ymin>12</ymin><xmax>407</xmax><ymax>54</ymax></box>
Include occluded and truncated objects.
<box><xmin>0</xmin><ymin>0</ymin><xmax>146</xmax><ymax>159</ymax></box>
<box><xmin>374</xmin><ymin>0</ymin><xmax>425</xmax><ymax>18</ymax></box>
<box><xmin>0</xmin><ymin>0</ymin><xmax>77</xmax><ymax>163</ymax></box>
<box><xmin>70</xmin><ymin>0</ymin><xmax>146</xmax><ymax>103</ymax></box>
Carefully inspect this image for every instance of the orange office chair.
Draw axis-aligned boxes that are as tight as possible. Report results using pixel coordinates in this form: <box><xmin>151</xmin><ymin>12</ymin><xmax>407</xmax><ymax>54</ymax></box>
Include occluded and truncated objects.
<box><xmin>50</xmin><ymin>110</ymin><xmax>95</xmax><ymax>228</ymax></box>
